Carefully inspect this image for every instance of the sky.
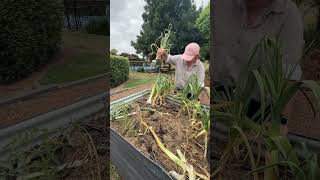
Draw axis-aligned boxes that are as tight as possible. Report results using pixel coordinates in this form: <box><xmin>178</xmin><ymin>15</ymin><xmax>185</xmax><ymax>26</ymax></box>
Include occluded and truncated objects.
<box><xmin>110</xmin><ymin>0</ymin><xmax>209</xmax><ymax>56</ymax></box>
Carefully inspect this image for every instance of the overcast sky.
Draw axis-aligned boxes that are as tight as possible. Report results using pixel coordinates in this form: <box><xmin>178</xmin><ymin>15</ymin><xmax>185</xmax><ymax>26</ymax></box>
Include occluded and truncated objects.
<box><xmin>110</xmin><ymin>0</ymin><xmax>209</xmax><ymax>55</ymax></box>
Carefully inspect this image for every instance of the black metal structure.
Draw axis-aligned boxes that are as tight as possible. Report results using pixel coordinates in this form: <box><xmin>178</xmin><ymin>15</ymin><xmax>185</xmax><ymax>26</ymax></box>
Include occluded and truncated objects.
<box><xmin>64</xmin><ymin>0</ymin><xmax>109</xmax><ymax>32</ymax></box>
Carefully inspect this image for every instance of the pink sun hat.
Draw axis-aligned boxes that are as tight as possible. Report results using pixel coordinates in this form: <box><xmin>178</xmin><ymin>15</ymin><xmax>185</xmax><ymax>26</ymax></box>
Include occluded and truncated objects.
<box><xmin>182</xmin><ymin>42</ymin><xmax>200</xmax><ymax>61</ymax></box>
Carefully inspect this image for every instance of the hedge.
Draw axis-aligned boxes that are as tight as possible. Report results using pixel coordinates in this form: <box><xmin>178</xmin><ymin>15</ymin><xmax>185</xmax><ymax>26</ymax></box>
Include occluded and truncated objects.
<box><xmin>111</xmin><ymin>55</ymin><xmax>129</xmax><ymax>87</ymax></box>
<box><xmin>0</xmin><ymin>0</ymin><xmax>64</xmax><ymax>84</ymax></box>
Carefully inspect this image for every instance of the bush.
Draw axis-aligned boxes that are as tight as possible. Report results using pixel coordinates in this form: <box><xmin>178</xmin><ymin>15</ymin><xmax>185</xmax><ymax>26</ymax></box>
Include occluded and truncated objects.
<box><xmin>137</xmin><ymin>67</ymin><xmax>145</xmax><ymax>72</ymax></box>
<box><xmin>111</xmin><ymin>55</ymin><xmax>129</xmax><ymax>87</ymax></box>
<box><xmin>0</xmin><ymin>0</ymin><xmax>64</xmax><ymax>84</ymax></box>
<box><xmin>85</xmin><ymin>16</ymin><xmax>108</xmax><ymax>36</ymax></box>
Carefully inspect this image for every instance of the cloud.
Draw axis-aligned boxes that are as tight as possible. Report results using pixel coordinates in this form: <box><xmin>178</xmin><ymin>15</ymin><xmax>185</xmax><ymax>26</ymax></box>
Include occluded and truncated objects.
<box><xmin>110</xmin><ymin>0</ymin><xmax>209</xmax><ymax>56</ymax></box>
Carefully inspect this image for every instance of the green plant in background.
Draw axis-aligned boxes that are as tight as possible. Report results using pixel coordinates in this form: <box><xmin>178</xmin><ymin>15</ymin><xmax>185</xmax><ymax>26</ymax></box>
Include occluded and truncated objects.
<box><xmin>195</xmin><ymin>3</ymin><xmax>210</xmax><ymax>60</ymax></box>
<box><xmin>85</xmin><ymin>16</ymin><xmax>108</xmax><ymax>36</ymax></box>
<box><xmin>110</xmin><ymin>48</ymin><xmax>118</xmax><ymax>55</ymax></box>
<box><xmin>136</xmin><ymin>67</ymin><xmax>145</xmax><ymax>72</ymax></box>
<box><xmin>131</xmin><ymin>0</ymin><xmax>202</xmax><ymax>57</ymax></box>
<box><xmin>110</xmin><ymin>55</ymin><xmax>130</xmax><ymax>88</ymax></box>
<box><xmin>0</xmin><ymin>0</ymin><xmax>64</xmax><ymax>83</ymax></box>
<box><xmin>211</xmin><ymin>37</ymin><xmax>320</xmax><ymax>179</ymax></box>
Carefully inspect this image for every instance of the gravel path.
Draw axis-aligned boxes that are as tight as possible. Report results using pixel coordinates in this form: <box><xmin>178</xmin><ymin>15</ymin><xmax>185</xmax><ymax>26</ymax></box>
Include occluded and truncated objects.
<box><xmin>0</xmin><ymin>77</ymin><xmax>106</xmax><ymax>128</ymax></box>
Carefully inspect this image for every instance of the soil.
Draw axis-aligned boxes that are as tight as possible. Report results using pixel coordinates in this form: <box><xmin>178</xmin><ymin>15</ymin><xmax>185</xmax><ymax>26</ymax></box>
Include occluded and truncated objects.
<box><xmin>284</xmin><ymin>90</ymin><xmax>320</xmax><ymax>140</ymax></box>
<box><xmin>302</xmin><ymin>49</ymin><xmax>320</xmax><ymax>81</ymax></box>
<box><xmin>110</xmin><ymin>96</ymin><xmax>209</xmax><ymax>177</ymax></box>
<box><xmin>210</xmin><ymin>139</ymin><xmax>255</xmax><ymax>180</ymax></box>
<box><xmin>0</xmin><ymin>77</ymin><xmax>107</xmax><ymax>128</ymax></box>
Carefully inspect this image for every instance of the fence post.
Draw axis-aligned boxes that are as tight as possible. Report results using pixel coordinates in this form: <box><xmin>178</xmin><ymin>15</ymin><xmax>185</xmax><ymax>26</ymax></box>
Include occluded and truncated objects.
<box><xmin>73</xmin><ymin>0</ymin><xmax>78</xmax><ymax>30</ymax></box>
<box><xmin>65</xmin><ymin>0</ymin><xmax>71</xmax><ymax>29</ymax></box>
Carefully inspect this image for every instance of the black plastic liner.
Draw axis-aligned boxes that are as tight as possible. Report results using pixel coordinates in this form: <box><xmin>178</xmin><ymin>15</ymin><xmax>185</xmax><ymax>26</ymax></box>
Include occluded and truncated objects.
<box><xmin>110</xmin><ymin>128</ymin><xmax>173</xmax><ymax>180</ymax></box>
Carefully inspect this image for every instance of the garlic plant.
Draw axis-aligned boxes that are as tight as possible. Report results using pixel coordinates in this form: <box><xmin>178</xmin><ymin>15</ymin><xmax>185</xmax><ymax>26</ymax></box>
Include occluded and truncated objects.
<box><xmin>147</xmin><ymin>74</ymin><xmax>174</xmax><ymax>106</ymax></box>
<box><xmin>211</xmin><ymin>37</ymin><xmax>320</xmax><ymax>179</ymax></box>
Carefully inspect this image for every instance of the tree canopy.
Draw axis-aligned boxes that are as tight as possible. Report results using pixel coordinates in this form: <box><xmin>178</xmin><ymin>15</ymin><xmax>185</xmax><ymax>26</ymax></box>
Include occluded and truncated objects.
<box><xmin>131</xmin><ymin>0</ymin><xmax>205</xmax><ymax>58</ymax></box>
<box><xmin>195</xmin><ymin>3</ymin><xmax>210</xmax><ymax>60</ymax></box>
<box><xmin>110</xmin><ymin>48</ymin><xmax>118</xmax><ymax>55</ymax></box>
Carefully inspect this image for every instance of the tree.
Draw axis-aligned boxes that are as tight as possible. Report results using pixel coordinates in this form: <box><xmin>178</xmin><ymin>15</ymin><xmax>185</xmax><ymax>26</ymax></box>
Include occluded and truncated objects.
<box><xmin>195</xmin><ymin>3</ymin><xmax>210</xmax><ymax>60</ymax></box>
<box><xmin>110</xmin><ymin>48</ymin><xmax>118</xmax><ymax>55</ymax></box>
<box><xmin>131</xmin><ymin>0</ymin><xmax>203</xmax><ymax>57</ymax></box>
<box><xmin>119</xmin><ymin>53</ymin><xmax>129</xmax><ymax>57</ymax></box>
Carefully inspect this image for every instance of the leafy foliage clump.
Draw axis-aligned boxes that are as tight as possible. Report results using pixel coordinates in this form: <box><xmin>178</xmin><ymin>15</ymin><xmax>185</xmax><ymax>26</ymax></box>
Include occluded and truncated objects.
<box><xmin>131</xmin><ymin>0</ymin><xmax>203</xmax><ymax>57</ymax></box>
<box><xmin>0</xmin><ymin>0</ymin><xmax>64</xmax><ymax>83</ymax></box>
<box><xmin>111</xmin><ymin>55</ymin><xmax>130</xmax><ymax>88</ymax></box>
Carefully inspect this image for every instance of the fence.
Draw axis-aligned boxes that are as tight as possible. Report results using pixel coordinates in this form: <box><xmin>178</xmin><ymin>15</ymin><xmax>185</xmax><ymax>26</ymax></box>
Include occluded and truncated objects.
<box><xmin>64</xmin><ymin>0</ymin><xmax>109</xmax><ymax>31</ymax></box>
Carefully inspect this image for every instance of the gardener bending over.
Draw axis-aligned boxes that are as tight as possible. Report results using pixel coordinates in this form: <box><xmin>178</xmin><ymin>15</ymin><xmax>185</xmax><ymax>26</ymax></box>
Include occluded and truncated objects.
<box><xmin>156</xmin><ymin>42</ymin><xmax>205</xmax><ymax>93</ymax></box>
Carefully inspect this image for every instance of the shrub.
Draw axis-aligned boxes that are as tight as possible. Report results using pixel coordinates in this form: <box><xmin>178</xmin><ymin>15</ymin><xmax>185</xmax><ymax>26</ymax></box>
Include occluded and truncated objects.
<box><xmin>0</xmin><ymin>0</ymin><xmax>64</xmax><ymax>84</ymax></box>
<box><xmin>111</xmin><ymin>55</ymin><xmax>129</xmax><ymax>87</ymax></box>
<box><xmin>85</xmin><ymin>16</ymin><xmax>108</xmax><ymax>36</ymax></box>
<box><xmin>137</xmin><ymin>67</ymin><xmax>145</xmax><ymax>72</ymax></box>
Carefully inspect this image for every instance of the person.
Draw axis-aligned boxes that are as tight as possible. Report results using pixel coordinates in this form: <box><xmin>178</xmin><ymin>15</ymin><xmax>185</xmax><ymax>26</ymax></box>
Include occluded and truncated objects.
<box><xmin>156</xmin><ymin>42</ymin><xmax>206</xmax><ymax>93</ymax></box>
<box><xmin>214</xmin><ymin>0</ymin><xmax>304</xmax><ymax>135</ymax></box>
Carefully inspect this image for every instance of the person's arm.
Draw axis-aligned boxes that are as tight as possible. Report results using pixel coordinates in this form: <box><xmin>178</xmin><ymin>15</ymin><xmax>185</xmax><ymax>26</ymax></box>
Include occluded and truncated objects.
<box><xmin>278</xmin><ymin>3</ymin><xmax>304</xmax><ymax>81</ymax></box>
<box><xmin>157</xmin><ymin>48</ymin><xmax>180</xmax><ymax>65</ymax></box>
<box><xmin>165</xmin><ymin>54</ymin><xmax>181</xmax><ymax>65</ymax></box>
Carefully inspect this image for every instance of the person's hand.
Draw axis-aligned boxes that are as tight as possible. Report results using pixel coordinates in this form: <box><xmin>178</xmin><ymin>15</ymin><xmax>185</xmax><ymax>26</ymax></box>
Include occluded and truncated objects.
<box><xmin>156</xmin><ymin>48</ymin><xmax>168</xmax><ymax>62</ymax></box>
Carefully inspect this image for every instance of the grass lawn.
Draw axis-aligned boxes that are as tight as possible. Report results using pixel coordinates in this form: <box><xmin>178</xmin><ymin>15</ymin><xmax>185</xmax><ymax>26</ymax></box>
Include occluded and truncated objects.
<box><xmin>39</xmin><ymin>31</ymin><xmax>108</xmax><ymax>85</ymax></box>
<box><xmin>39</xmin><ymin>51</ymin><xmax>106</xmax><ymax>85</ymax></box>
<box><xmin>122</xmin><ymin>72</ymin><xmax>159</xmax><ymax>89</ymax></box>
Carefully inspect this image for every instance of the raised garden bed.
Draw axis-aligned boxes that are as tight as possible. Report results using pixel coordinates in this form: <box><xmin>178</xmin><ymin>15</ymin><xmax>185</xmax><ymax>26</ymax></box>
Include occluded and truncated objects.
<box><xmin>110</xmin><ymin>90</ymin><xmax>210</xmax><ymax>180</ymax></box>
<box><xmin>0</xmin><ymin>113</ymin><xmax>108</xmax><ymax>179</ymax></box>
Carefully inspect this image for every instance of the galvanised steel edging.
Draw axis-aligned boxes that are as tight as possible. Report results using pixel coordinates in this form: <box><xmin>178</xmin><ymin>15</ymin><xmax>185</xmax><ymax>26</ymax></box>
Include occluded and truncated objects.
<box><xmin>0</xmin><ymin>92</ymin><xmax>107</xmax><ymax>161</ymax></box>
<box><xmin>111</xmin><ymin>128</ymin><xmax>173</xmax><ymax>180</ymax></box>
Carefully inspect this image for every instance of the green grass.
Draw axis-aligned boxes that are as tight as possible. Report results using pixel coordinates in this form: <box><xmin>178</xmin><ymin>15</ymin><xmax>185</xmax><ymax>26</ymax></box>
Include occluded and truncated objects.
<box><xmin>62</xmin><ymin>31</ymin><xmax>108</xmax><ymax>52</ymax></box>
<box><xmin>39</xmin><ymin>31</ymin><xmax>108</xmax><ymax>85</ymax></box>
<box><xmin>122</xmin><ymin>72</ymin><xmax>159</xmax><ymax>89</ymax></box>
<box><xmin>39</xmin><ymin>51</ymin><xmax>106</xmax><ymax>85</ymax></box>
